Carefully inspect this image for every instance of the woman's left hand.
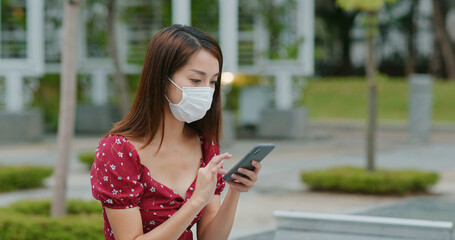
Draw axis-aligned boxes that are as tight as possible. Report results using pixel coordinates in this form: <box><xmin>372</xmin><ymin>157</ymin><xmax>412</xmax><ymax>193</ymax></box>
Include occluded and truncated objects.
<box><xmin>226</xmin><ymin>160</ymin><xmax>262</xmax><ymax>192</ymax></box>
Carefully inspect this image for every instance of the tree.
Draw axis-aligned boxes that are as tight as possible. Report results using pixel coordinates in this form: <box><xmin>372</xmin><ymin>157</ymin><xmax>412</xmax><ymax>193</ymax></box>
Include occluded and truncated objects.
<box><xmin>404</xmin><ymin>0</ymin><xmax>418</xmax><ymax>76</ymax></box>
<box><xmin>432</xmin><ymin>0</ymin><xmax>455</xmax><ymax>80</ymax></box>
<box><xmin>107</xmin><ymin>0</ymin><xmax>131</xmax><ymax>117</ymax></box>
<box><xmin>336</xmin><ymin>0</ymin><xmax>395</xmax><ymax>172</ymax></box>
<box><xmin>316</xmin><ymin>0</ymin><xmax>359</xmax><ymax>75</ymax></box>
<box><xmin>51</xmin><ymin>0</ymin><xmax>81</xmax><ymax>217</ymax></box>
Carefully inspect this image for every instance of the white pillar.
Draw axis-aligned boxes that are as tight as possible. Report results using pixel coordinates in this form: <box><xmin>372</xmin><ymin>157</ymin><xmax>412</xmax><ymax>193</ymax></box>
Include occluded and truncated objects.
<box><xmin>298</xmin><ymin>0</ymin><xmax>314</xmax><ymax>76</ymax></box>
<box><xmin>0</xmin><ymin>3</ymin><xmax>2</xmax><ymax>56</ymax></box>
<box><xmin>5</xmin><ymin>72</ymin><xmax>24</xmax><ymax>112</ymax></box>
<box><xmin>219</xmin><ymin>0</ymin><xmax>238</xmax><ymax>73</ymax></box>
<box><xmin>275</xmin><ymin>71</ymin><xmax>293</xmax><ymax>110</ymax></box>
<box><xmin>27</xmin><ymin>0</ymin><xmax>44</xmax><ymax>75</ymax></box>
<box><xmin>172</xmin><ymin>0</ymin><xmax>191</xmax><ymax>25</ymax></box>
<box><xmin>91</xmin><ymin>71</ymin><xmax>109</xmax><ymax>106</ymax></box>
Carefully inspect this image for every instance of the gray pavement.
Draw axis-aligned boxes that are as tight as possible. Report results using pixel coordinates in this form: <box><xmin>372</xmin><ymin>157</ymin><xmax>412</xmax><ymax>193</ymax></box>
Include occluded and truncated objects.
<box><xmin>1</xmin><ymin>122</ymin><xmax>455</xmax><ymax>239</ymax></box>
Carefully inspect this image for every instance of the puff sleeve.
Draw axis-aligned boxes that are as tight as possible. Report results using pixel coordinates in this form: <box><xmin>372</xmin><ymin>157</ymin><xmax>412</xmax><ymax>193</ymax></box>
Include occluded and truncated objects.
<box><xmin>90</xmin><ymin>135</ymin><xmax>145</xmax><ymax>209</ymax></box>
<box><xmin>204</xmin><ymin>139</ymin><xmax>226</xmax><ymax>195</ymax></box>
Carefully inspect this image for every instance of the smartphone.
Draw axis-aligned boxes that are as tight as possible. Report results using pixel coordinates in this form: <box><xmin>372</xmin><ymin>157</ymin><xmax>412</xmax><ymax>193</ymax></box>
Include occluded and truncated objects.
<box><xmin>223</xmin><ymin>143</ymin><xmax>275</xmax><ymax>181</ymax></box>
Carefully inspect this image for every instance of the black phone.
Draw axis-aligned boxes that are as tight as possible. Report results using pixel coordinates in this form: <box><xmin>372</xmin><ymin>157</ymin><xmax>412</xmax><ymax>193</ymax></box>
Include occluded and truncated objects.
<box><xmin>223</xmin><ymin>143</ymin><xmax>275</xmax><ymax>181</ymax></box>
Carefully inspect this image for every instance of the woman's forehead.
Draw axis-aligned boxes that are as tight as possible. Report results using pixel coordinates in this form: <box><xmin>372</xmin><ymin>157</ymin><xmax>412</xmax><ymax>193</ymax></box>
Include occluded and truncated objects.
<box><xmin>182</xmin><ymin>50</ymin><xmax>220</xmax><ymax>76</ymax></box>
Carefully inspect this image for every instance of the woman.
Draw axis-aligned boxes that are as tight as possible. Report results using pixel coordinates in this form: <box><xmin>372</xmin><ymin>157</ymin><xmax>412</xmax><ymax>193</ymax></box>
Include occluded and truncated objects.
<box><xmin>90</xmin><ymin>24</ymin><xmax>262</xmax><ymax>240</ymax></box>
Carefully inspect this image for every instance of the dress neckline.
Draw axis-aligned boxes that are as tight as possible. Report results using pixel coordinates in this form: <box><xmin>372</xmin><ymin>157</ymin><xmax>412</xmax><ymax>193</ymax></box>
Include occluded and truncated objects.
<box><xmin>121</xmin><ymin>135</ymin><xmax>205</xmax><ymax>200</ymax></box>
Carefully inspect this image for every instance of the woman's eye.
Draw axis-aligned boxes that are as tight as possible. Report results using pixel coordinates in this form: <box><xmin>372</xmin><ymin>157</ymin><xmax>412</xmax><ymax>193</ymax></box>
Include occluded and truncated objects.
<box><xmin>210</xmin><ymin>80</ymin><xmax>218</xmax><ymax>85</ymax></box>
<box><xmin>191</xmin><ymin>79</ymin><xmax>201</xmax><ymax>83</ymax></box>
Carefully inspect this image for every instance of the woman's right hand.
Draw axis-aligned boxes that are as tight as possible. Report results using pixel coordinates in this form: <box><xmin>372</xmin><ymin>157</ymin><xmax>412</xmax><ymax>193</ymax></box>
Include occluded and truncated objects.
<box><xmin>191</xmin><ymin>153</ymin><xmax>230</xmax><ymax>207</ymax></box>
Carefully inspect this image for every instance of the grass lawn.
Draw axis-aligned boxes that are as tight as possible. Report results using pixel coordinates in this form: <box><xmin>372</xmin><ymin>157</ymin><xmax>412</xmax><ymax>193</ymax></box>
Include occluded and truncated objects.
<box><xmin>303</xmin><ymin>77</ymin><xmax>455</xmax><ymax>123</ymax></box>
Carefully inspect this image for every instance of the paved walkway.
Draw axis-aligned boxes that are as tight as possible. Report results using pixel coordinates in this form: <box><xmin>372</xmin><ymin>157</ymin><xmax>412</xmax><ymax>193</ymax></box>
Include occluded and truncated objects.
<box><xmin>1</xmin><ymin>123</ymin><xmax>454</xmax><ymax>239</ymax></box>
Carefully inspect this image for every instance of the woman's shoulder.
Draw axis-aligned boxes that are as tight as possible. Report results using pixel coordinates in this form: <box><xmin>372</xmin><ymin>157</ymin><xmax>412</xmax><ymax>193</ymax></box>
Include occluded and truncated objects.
<box><xmin>96</xmin><ymin>134</ymin><xmax>140</xmax><ymax>165</ymax></box>
<box><xmin>98</xmin><ymin>134</ymin><xmax>136</xmax><ymax>149</ymax></box>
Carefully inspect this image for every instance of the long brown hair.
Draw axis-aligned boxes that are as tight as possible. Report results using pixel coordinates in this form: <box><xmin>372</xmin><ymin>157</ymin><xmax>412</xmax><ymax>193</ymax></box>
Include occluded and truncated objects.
<box><xmin>108</xmin><ymin>24</ymin><xmax>223</xmax><ymax>149</ymax></box>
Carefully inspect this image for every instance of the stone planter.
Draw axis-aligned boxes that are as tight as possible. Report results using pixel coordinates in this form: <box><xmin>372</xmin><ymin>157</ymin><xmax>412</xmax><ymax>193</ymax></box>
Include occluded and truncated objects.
<box><xmin>75</xmin><ymin>104</ymin><xmax>121</xmax><ymax>134</ymax></box>
<box><xmin>0</xmin><ymin>109</ymin><xmax>43</xmax><ymax>142</ymax></box>
<box><xmin>258</xmin><ymin>107</ymin><xmax>309</xmax><ymax>139</ymax></box>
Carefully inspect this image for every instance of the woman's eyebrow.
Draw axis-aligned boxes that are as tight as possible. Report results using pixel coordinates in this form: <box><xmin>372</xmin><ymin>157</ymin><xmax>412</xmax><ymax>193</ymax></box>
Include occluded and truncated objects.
<box><xmin>189</xmin><ymin>69</ymin><xmax>206</xmax><ymax>76</ymax></box>
<box><xmin>189</xmin><ymin>69</ymin><xmax>220</xmax><ymax>77</ymax></box>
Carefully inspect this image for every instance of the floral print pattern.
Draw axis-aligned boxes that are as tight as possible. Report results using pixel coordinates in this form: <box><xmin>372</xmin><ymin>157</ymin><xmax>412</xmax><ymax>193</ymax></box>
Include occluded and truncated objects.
<box><xmin>91</xmin><ymin>135</ymin><xmax>225</xmax><ymax>240</ymax></box>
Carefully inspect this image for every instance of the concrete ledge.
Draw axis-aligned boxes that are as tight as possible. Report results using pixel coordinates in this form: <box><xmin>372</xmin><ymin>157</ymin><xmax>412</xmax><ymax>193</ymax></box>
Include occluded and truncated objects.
<box><xmin>258</xmin><ymin>107</ymin><xmax>308</xmax><ymax>139</ymax></box>
<box><xmin>274</xmin><ymin>210</ymin><xmax>454</xmax><ymax>240</ymax></box>
<box><xmin>75</xmin><ymin>104</ymin><xmax>120</xmax><ymax>134</ymax></box>
<box><xmin>0</xmin><ymin>109</ymin><xmax>43</xmax><ymax>142</ymax></box>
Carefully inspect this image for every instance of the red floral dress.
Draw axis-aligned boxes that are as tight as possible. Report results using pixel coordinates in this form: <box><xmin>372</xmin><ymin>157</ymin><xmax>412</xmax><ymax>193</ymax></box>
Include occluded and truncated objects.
<box><xmin>90</xmin><ymin>135</ymin><xmax>225</xmax><ymax>240</ymax></box>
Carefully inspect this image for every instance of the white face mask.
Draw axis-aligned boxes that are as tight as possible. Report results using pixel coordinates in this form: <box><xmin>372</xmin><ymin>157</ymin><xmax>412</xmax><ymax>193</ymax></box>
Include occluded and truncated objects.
<box><xmin>165</xmin><ymin>77</ymin><xmax>215</xmax><ymax>123</ymax></box>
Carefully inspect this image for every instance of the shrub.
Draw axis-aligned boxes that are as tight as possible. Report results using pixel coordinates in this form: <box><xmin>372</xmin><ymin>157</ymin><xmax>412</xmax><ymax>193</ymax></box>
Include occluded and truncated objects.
<box><xmin>0</xmin><ymin>212</ymin><xmax>104</xmax><ymax>240</ymax></box>
<box><xmin>0</xmin><ymin>200</ymin><xmax>104</xmax><ymax>240</ymax></box>
<box><xmin>4</xmin><ymin>199</ymin><xmax>102</xmax><ymax>216</ymax></box>
<box><xmin>301</xmin><ymin>166</ymin><xmax>439</xmax><ymax>195</ymax></box>
<box><xmin>0</xmin><ymin>166</ymin><xmax>53</xmax><ymax>193</ymax></box>
<box><xmin>78</xmin><ymin>152</ymin><xmax>95</xmax><ymax>170</ymax></box>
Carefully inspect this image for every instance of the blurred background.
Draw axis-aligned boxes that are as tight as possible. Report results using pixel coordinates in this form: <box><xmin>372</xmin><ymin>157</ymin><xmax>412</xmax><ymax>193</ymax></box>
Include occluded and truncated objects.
<box><xmin>0</xmin><ymin>0</ymin><xmax>454</xmax><ymax>239</ymax></box>
<box><xmin>0</xmin><ymin>0</ymin><xmax>454</xmax><ymax>139</ymax></box>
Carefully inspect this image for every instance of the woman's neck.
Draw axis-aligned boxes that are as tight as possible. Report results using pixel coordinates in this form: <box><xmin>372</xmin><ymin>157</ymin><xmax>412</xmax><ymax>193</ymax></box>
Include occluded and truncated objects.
<box><xmin>157</xmin><ymin>107</ymin><xmax>193</xmax><ymax>145</ymax></box>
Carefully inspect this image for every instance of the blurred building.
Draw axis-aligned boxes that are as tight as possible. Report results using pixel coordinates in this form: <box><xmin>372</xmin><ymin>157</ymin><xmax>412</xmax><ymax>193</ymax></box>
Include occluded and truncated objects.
<box><xmin>0</xmin><ymin>0</ymin><xmax>315</xmax><ymax>141</ymax></box>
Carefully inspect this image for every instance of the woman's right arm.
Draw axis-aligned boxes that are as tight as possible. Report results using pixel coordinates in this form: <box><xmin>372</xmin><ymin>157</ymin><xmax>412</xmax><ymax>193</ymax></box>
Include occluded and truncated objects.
<box><xmin>105</xmin><ymin>198</ymin><xmax>204</xmax><ymax>240</ymax></box>
<box><xmin>105</xmin><ymin>153</ymin><xmax>229</xmax><ymax>240</ymax></box>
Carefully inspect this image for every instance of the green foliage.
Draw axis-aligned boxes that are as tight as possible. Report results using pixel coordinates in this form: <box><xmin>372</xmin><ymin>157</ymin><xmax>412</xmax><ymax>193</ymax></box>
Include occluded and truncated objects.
<box><xmin>0</xmin><ymin>166</ymin><xmax>53</xmax><ymax>193</ymax></box>
<box><xmin>32</xmin><ymin>74</ymin><xmax>61</xmax><ymax>131</ymax></box>
<box><xmin>33</xmin><ymin>73</ymin><xmax>140</xmax><ymax>132</ymax></box>
<box><xmin>303</xmin><ymin>77</ymin><xmax>455</xmax><ymax>122</ymax></box>
<box><xmin>0</xmin><ymin>200</ymin><xmax>103</xmax><ymax>240</ymax></box>
<box><xmin>301</xmin><ymin>166</ymin><xmax>439</xmax><ymax>195</ymax></box>
<box><xmin>191</xmin><ymin>0</ymin><xmax>219</xmax><ymax>34</ymax></box>
<box><xmin>84</xmin><ymin>0</ymin><xmax>109</xmax><ymax>58</ymax></box>
<box><xmin>224</xmin><ymin>85</ymin><xmax>240</xmax><ymax>111</ymax></box>
<box><xmin>336</xmin><ymin>0</ymin><xmax>396</xmax><ymax>12</ymax></box>
<box><xmin>0</xmin><ymin>213</ymin><xmax>104</xmax><ymax>240</ymax></box>
<box><xmin>4</xmin><ymin>199</ymin><xmax>102</xmax><ymax>216</ymax></box>
<box><xmin>78</xmin><ymin>152</ymin><xmax>96</xmax><ymax>170</ymax></box>
<box><xmin>1</xmin><ymin>0</ymin><xmax>26</xmax><ymax>28</ymax></box>
<box><xmin>258</xmin><ymin>0</ymin><xmax>301</xmax><ymax>60</ymax></box>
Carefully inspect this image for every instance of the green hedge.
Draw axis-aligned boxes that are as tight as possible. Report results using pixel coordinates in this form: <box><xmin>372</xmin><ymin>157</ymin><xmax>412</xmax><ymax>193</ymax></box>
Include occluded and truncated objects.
<box><xmin>301</xmin><ymin>166</ymin><xmax>439</xmax><ymax>195</ymax></box>
<box><xmin>0</xmin><ymin>166</ymin><xmax>53</xmax><ymax>193</ymax></box>
<box><xmin>0</xmin><ymin>200</ymin><xmax>104</xmax><ymax>240</ymax></box>
<box><xmin>4</xmin><ymin>199</ymin><xmax>102</xmax><ymax>216</ymax></box>
<box><xmin>78</xmin><ymin>152</ymin><xmax>96</xmax><ymax>170</ymax></box>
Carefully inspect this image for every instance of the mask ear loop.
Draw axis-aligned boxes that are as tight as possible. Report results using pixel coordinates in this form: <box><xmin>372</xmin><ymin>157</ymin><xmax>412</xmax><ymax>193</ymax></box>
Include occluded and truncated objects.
<box><xmin>165</xmin><ymin>76</ymin><xmax>183</xmax><ymax>104</ymax></box>
<box><xmin>167</xmin><ymin>77</ymin><xmax>183</xmax><ymax>91</ymax></box>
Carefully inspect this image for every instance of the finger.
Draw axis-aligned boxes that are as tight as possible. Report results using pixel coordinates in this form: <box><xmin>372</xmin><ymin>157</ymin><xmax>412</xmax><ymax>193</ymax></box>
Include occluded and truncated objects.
<box><xmin>251</xmin><ymin>160</ymin><xmax>262</xmax><ymax>173</ymax></box>
<box><xmin>218</xmin><ymin>169</ymin><xmax>227</xmax><ymax>175</ymax></box>
<box><xmin>209</xmin><ymin>153</ymin><xmax>231</xmax><ymax>168</ymax></box>
<box><xmin>230</xmin><ymin>174</ymin><xmax>255</xmax><ymax>188</ymax></box>
<box><xmin>237</xmin><ymin>168</ymin><xmax>258</xmax><ymax>182</ymax></box>
<box><xmin>212</xmin><ymin>160</ymin><xmax>224</xmax><ymax>174</ymax></box>
<box><xmin>226</xmin><ymin>181</ymin><xmax>249</xmax><ymax>192</ymax></box>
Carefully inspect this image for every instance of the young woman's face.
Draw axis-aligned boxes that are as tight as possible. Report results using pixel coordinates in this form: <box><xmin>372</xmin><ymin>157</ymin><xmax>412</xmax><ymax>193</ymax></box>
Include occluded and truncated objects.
<box><xmin>167</xmin><ymin>49</ymin><xmax>220</xmax><ymax>104</ymax></box>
